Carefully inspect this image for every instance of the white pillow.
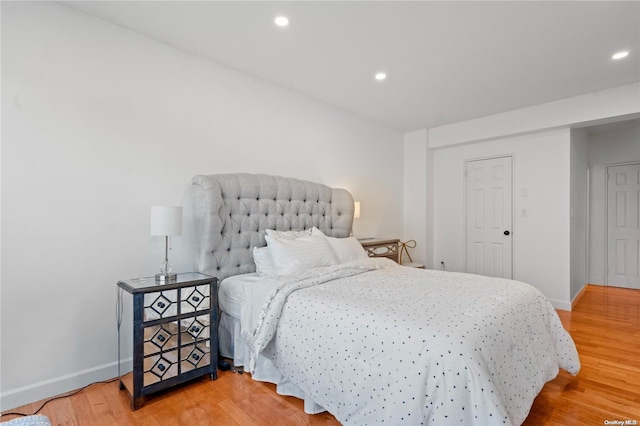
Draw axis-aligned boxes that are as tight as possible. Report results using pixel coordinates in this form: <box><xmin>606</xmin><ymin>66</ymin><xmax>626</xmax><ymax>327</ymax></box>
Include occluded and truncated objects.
<box><xmin>326</xmin><ymin>236</ymin><xmax>369</xmax><ymax>264</ymax></box>
<box><xmin>253</xmin><ymin>246</ymin><xmax>277</xmax><ymax>276</ymax></box>
<box><xmin>310</xmin><ymin>228</ymin><xmax>368</xmax><ymax>264</ymax></box>
<box><xmin>266</xmin><ymin>233</ymin><xmax>338</xmax><ymax>275</ymax></box>
<box><xmin>265</xmin><ymin>228</ymin><xmax>312</xmax><ymax>240</ymax></box>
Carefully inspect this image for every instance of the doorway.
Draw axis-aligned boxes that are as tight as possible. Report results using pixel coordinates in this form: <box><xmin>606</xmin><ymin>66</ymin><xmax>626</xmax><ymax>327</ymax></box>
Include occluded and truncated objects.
<box><xmin>465</xmin><ymin>156</ymin><xmax>513</xmax><ymax>279</ymax></box>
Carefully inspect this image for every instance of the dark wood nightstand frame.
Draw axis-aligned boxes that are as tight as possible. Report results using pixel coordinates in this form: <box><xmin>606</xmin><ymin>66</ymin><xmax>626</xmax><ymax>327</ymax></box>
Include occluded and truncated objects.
<box><xmin>117</xmin><ymin>272</ymin><xmax>218</xmax><ymax>410</ymax></box>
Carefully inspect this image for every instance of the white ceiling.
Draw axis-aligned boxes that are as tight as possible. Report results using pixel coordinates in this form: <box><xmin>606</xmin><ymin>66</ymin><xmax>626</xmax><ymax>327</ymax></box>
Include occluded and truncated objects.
<box><xmin>59</xmin><ymin>1</ymin><xmax>640</xmax><ymax>132</ymax></box>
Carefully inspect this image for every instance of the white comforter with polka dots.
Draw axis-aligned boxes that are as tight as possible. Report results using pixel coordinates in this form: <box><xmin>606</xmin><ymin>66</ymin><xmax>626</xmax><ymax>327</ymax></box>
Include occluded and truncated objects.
<box><xmin>244</xmin><ymin>259</ymin><xmax>580</xmax><ymax>426</ymax></box>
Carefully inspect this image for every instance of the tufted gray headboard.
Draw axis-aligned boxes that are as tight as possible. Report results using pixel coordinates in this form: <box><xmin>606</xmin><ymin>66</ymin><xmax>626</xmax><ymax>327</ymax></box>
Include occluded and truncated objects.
<box><xmin>192</xmin><ymin>173</ymin><xmax>354</xmax><ymax>281</ymax></box>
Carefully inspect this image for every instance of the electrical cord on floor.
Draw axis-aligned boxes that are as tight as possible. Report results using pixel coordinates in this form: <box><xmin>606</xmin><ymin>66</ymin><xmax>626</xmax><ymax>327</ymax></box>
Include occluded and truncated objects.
<box><xmin>0</xmin><ymin>378</ymin><xmax>118</xmax><ymax>419</ymax></box>
<box><xmin>3</xmin><ymin>288</ymin><xmax>126</xmax><ymax>419</ymax></box>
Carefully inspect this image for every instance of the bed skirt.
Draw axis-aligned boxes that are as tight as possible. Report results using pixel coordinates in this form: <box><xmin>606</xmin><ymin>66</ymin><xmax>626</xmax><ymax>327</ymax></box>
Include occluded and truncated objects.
<box><xmin>218</xmin><ymin>312</ymin><xmax>326</xmax><ymax>414</ymax></box>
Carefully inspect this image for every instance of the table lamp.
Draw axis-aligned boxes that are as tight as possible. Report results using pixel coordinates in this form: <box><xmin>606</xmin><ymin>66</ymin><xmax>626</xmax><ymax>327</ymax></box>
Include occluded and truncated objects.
<box><xmin>150</xmin><ymin>206</ymin><xmax>183</xmax><ymax>282</ymax></box>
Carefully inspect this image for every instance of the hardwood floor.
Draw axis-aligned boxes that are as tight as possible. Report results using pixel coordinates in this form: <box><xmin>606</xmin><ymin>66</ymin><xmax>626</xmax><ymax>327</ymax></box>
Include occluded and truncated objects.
<box><xmin>2</xmin><ymin>285</ymin><xmax>639</xmax><ymax>425</ymax></box>
<box><xmin>523</xmin><ymin>285</ymin><xmax>640</xmax><ymax>425</ymax></box>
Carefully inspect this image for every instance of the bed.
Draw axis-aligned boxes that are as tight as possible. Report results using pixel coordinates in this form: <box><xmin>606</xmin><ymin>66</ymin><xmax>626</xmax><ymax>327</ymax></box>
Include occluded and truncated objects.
<box><xmin>192</xmin><ymin>173</ymin><xmax>580</xmax><ymax>426</ymax></box>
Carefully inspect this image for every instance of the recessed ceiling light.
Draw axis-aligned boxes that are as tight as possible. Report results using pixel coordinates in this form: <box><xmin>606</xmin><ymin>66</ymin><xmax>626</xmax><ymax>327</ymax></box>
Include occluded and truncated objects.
<box><xmin>612</xmin><ymin>50</ymin><xmax>629</xmax><ymax>60</ymax></box>
<box><xmin>375</xmin><ymin>72</ymin><xmax>387</xmax><ymax>81</ymax></box>
<box><xmin>275</xmin><ymin>16</ymin><xmax>289</xmax><ymax>27</ymax></box>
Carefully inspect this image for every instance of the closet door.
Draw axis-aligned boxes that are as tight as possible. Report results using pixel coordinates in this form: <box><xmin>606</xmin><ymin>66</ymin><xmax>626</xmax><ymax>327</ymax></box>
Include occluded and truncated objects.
<box><xmin>607</xmin><ymin>163</ymin><xmax>640</xmax><ymax>289</ymax></box>
<box><xmin>465</xmin><ymin>156</ymin><xmax>513</xmax><ymax>279</ymax></box>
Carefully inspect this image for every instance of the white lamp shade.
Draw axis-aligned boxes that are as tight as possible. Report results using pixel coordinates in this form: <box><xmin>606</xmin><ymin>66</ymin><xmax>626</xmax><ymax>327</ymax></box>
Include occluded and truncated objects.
<box><xmin>353</xmin><ymin>201</ymin><xmax>360</xmax><ymax>219</ymax></box>
<box><xmin>150</xmin><ymin>206</ymin><xmax>183</xmax><ymax>236</ymax></box>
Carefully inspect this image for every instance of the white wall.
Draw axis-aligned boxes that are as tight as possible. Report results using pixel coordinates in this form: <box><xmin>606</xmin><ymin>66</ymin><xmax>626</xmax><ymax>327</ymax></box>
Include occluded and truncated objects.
<box><xmin>588</xmin><ymin>124</ymin><xmax>640</xmax><ymax>285</ymax></box>
<box><xmin>0</xmin><ymin>2</ymin><xmax>403</xmax><ymax>409</ymax></box>
<box><xmin>403</xmin><ymin>129</ymin><xmax>428</xmax><ymax>267</ymax></box>
<box><xmin>416</xmin><ymin>82</ymin><xmax>640</xmax><ymax>312</ymax></box>
<box><xmin>432</xmin><ymin>129</ymin><xmax>572</xmax><ymax>309</ymax></box>
<box><xmin>569</xmin><ymin>129</ymin><xmax>589</xmax><ymax>300</ymax></box>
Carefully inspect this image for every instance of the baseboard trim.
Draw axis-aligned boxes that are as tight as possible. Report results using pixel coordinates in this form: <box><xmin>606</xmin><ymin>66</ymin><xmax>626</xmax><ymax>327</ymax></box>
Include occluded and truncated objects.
<box><xmin>0</xmin><ymin>358</ymin><xmax>132</xmax><ymax>412</ymax></box>
<box><xmin>548</xmin><ymin>298</ymin><xmax>572</xmax><ymax>311</ymax></box>
<box><xmin>571</xmin><ymin>284</ymin><xmax>589</xmax><ymax>309</ymax></box>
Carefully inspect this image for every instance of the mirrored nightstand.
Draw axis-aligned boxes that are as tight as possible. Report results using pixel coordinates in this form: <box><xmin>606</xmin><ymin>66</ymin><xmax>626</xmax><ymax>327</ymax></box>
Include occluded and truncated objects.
<box><xmin>116</xmin><ymin>272</ymin><xmax>218</xmax><ymax>410</ymax></box>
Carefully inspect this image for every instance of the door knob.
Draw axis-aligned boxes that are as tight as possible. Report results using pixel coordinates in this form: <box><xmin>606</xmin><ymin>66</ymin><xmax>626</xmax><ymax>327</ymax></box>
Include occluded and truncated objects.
<box><xmin>504</xmin><ymin>230</ymin><xmax>510</xmax><ymax>236</ymax></box>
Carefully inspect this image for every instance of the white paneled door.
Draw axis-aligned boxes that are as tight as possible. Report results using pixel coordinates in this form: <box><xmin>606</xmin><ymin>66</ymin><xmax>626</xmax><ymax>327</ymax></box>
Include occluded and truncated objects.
<box><xmin>466</xmin><ymin>156</ymin><xmax>513</xmax><ymax>279</ymax></box>
<box><xmin>607</xmin><ymin>163</ymin><xmax>640</xmax><ymax>289</ymax></box>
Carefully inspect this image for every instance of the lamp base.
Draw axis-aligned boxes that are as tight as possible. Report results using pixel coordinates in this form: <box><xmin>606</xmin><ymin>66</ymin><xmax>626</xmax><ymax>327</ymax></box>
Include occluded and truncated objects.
<box><xmin>155</xmin><ymin>272</ymin><xmax>177</xmax><ymax>283</ymax></box>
